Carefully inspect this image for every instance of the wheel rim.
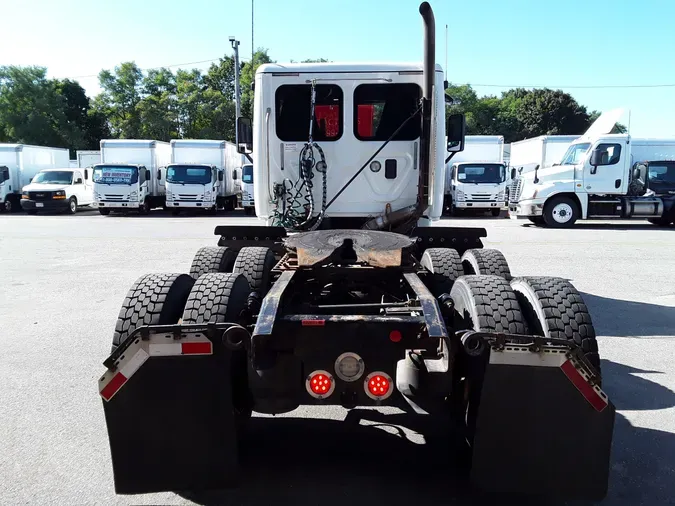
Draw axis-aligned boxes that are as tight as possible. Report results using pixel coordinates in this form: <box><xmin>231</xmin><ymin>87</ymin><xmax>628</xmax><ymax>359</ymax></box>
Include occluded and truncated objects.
<box><xmin>5</xmin><ymin>200</ymin><xmax>12</xmax><ymax>212</ymax></box>
<box><xmin>70</xmin><ymin>200</ymin><xmax>76</xmax><ymax>212</ymax></box>
<box><xmin>551</xmin><ymin>202</ymin><xmax>573</xmax><ymax>223</ymax></box>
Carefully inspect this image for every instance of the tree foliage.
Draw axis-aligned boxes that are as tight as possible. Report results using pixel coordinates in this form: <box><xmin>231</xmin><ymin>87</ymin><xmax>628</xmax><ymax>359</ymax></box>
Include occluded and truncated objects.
<box><xmin>1</xmin><ymin>51</ymin><xmax>623</xmax><ymax>155</ymax></box>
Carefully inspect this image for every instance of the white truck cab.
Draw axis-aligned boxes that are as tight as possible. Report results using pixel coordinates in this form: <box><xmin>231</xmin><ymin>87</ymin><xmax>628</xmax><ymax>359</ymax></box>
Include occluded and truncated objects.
<box><xmin>236</xmin><ymin>61</ymin><xmax>452</xmax><ymax>228</ymax></box>
<box><xmin>509</xmin><ymin>109</ymin><xmax>675</xmax><ymax>227</ymax></box>
<box><xmin>21</xmin><ymin>168</ymin><xmax>94</xmax><ymax>214</ymax></box>
<box><xmin>240</xmin><ymin>163</ymin><xmax>255</xmax><ymax>215</ymax></box>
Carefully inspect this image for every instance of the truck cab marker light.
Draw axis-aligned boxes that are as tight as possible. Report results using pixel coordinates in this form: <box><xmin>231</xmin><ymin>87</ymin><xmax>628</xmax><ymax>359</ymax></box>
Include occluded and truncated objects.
<box><xmin>302</xmin><ymin>319</ymin><xmax>325</xmax><ymax>326</ymax></box>
<box><xmin>364</xmin><ymin>371</ymin><xmax>394</xmax><ymax>400</ymax></box>
<box><xmin>306</xmin><ymin>370</ymin><xmax>335</xmax><ymax>399</ymax></box>
<box><xmin>389</xmin><ymin>330</ymin><xmax>402</xmax><ymax>342</ymax></box>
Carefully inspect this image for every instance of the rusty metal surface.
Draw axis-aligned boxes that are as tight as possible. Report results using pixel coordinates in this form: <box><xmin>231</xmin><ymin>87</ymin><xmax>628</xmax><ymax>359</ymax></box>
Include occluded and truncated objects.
<box><xmin>283</xmin><ymin>229</ymin><xmax>415</xmax><ymax>267</ymax></box>
<box><xmin>253</xmin><ymin>270</ymin><xmax>296</xmax><ymax>338</ymax></box>
<box><xmin>403</xmin><ymin>272</ymin><xmax>448</xmax><ymax>339</ymax></box>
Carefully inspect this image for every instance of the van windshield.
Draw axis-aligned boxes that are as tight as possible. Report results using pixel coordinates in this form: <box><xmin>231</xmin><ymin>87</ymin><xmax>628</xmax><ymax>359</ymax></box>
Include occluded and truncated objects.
<box><xmin>167</xmin><ymin>165</ymin><xmax>211</xmax><ymax>184</ymax></box>
<box><xmin>457</xmin><ymin>164</ymin><xmax>505</xmax><ymax>184</ymax></box>
<box><xmin>32</xmin><ymin>171</ymin><xmax>73</xmax><ymax>184</ymax></box>
<box><xmin>93</xmin><ymin>166</ymin><xmax>138</xmax><ymax>185</ymax></box>
<box><xmin>560</xmin><ymin>143</ymin><xmax>591</xmax><ymax>165</ymax></box>
<box><xmin>242</xmin><ymin>164</ymin><xmax>253</xmax><ymax>184</ymax></box>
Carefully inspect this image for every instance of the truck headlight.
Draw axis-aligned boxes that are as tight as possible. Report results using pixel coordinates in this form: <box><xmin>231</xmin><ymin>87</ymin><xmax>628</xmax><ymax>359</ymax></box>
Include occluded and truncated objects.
<box><xmin>54</xmin><ymin>190</ymin><xmax>66</xmax><ymax>197</ymax></box>
<box><xmin>496</xmin><ymin>191</ymin><xmax>505</xmax><ymax>201</ymax></box>
<box><xmin>456</xmin><ymin>190</ymin><xmax>466</xmax><ymax>201</ymax></box>
<box><xmin>22</xmin><ymin>191</ymin><xmax>29</xmax><ymax>199</ymax></box>
<box><xmin>129</xmin><ymin>191</ymin><xmax>138</xmax><ymax>202</ymax></box>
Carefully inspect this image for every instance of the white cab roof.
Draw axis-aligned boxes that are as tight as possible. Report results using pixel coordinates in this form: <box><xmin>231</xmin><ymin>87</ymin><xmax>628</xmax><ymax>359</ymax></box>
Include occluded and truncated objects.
<box><xmin>257</xmin><ymin>62</ymin><xmax>444</xmax><ymax>74</ymax></box>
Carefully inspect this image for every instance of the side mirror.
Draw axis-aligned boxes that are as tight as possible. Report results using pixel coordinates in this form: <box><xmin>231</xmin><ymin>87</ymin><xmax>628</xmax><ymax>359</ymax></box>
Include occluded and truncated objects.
<box><xmin>157</xmin><ymin>168</ymin><xmax>162</xmax><ymax>181</ymax></box>
<box><xmin>145</xmin><ymin>169</ymin><xmax>151</xmax><ymax>181</ymax></box>
<box><xmin>84</xmin><ymin>169</ymin><xmax>89</xmax><ymax>180</ymax></box>
<box><xmin>75</xmin><ymin>178</ymin><xmax>83</xmax><ymax>184</ymax></box>
<box><xmin>236</xmin><ymin>117</ymin><xmax>253</xmax><ymax>154</ymax></box>
<box><xmin>589</xmin><ymin>149</ymin><xmax>608</xmax><ymax>174</ymax></box>
<box><xmin>446</xmin><ymin>113</ymin><xmax>466</xmax><ymax>153</ymax></box>
<box><xmin>632</xmin><ymin>167</ymin><xmax>641</xmax><ymax>180</ymax></box>
<box><xmin>218</xmin><ymin>171</ymin><xmax>224</xmax><ymax>182</ymax></box>
<box><xmin>510</xmin><ymin>168</ymin><xmax>516</xmax><ymax>180</ymax></box>
<box><xmin>231</xmin><ymin>169</ymin><xmax>237</xmax><ymax>180</ymax></box>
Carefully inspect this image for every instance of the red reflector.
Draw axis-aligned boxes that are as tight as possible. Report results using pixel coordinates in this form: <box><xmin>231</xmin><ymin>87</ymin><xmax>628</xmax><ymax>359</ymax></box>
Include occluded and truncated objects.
<box><xmin>101</xmin><ymin>372</ymin><xmax>128</xmax><ymax>401</ymax></box>
<box><xmin>560</xmin><ymin>359</ymin><xmax>608</xmax><ymax>412</ymax></box>
<box><xmin>389</xmin><ymin>330</ymin><xmax>402</xmax><ymax>342</ymax></box>
<box><xmin>181</xmin><ymin>341</ymin><xmax>212</xmax><ymax>355</ymax></box>
<box><xmin>302</xmin><ymin>319</ymin><xmax>325</xmax><ymax>327</ymax></box>
<box><xmin>367</xmin><ymin>375</ymin><xmax>391</xmax><ymax>397</ymax></box>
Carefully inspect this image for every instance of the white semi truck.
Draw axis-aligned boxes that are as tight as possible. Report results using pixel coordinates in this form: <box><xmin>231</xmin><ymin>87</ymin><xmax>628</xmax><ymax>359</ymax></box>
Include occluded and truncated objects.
<box><xmin>444</xmin><ymin>135</ymin><xmax>506</xmax><ymax>216</ymax></box>
<box><xmin>99</xmin><ymin>3</ymin><xmax>615</xmax><ymax>501</ymax></box>
<box><xmin>93</xmin><ymin>140</ymin><xmax>171</xmax><ymax>215</ymax></box>
<box><xmin>166</xmin><ymin>139</ymin><xmax>242</xmax><ymax>215</ymax></box>
<box><xmin>240</xmin><ymin>162</ymin><xmax>254</xmax><ymax>215</ymax></box>
<box><xmin>509</xmin><ymin>109</ymin><xmax>675</xmax><ymax>227</ymax></box>
<box><xmin>509</xmin><ymin>135</ymin><xmax>580</xmax><ymax>176</ymax></box>
<box><xmin>0</xmin><ymin>144</ymin><xmax>70</xmax><ymax>212</ymax></box>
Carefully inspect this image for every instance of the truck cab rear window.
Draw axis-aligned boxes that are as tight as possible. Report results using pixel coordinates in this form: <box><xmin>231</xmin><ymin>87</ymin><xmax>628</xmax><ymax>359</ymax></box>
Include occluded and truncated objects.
<box><xmin>354</xmin><ymin>83</ymin><xmax>422</xmax><ymax>141</ymax></box>
<box><xmin>275</xmin><ymin>84</ymin><xmax>343</xmax><ymax>142</ymax></box>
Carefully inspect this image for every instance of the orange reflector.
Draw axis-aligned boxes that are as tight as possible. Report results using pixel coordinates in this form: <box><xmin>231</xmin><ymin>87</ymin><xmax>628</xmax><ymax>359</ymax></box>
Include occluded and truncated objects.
<box><xmin>389</xmin><ymin>330</ymin><xmax>402</xmax><ymax>342</ymax></box>
<box><xmin>302</xmin><ymin>319</ymin><xmax>325</xmax><ymax>327</ymax></box>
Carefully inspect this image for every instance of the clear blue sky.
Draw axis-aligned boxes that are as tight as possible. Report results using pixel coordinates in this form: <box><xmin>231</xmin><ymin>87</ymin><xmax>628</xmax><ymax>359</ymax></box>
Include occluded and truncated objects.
<box><xmin>2</xmin><ymin>0</ymin><xmax>674</xmax><ymax>137</ymax></box>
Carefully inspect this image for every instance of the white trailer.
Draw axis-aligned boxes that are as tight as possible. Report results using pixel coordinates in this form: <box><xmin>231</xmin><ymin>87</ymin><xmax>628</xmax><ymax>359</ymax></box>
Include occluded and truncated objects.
<box><xmin>94</xmin><ymin>140</ymin><xmax>171</xmax><ymax>215</ymax></box>
<box><xmin>509</xmin><ymin>135</ymin><xmax>579</xmax><ymax>176</ymax></box>
<box><xmin>0</xmin><ymin>144</ymin><xmax>70</xmax><ymax>212</ymax></box>
<box><xmin>509</xmin><ymin>109</ymin><xmax>675</xmax><ymax>227</ymax></box>
<box><xmin>76</xmin><ymin>150</ymin><xmax>101</xmax><ymax>168</ymax></box>
<box><xmin>166</xmin><ymin>139</ymin><xmax>242</xmax><ymax>214</ymax></box>
<box><xmin>444</xmin><ymin>135</ymin><xmax>506</xmax><ymax>216</ymax></box>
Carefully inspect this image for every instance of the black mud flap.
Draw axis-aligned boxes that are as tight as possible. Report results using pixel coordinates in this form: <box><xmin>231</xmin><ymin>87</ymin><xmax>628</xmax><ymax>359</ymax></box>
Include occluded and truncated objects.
<box><xmin>100</xmin><ymin>329</ymin><xmax>239</xmax><ymax>494</ymax></box>
<box><xmin>469</xmin><ymin>347</ymin><xmax>615</xmax><ymax>501</ymax></box>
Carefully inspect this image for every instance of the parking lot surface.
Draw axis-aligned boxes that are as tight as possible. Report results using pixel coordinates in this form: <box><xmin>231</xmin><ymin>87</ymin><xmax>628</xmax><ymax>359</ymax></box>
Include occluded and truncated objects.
<box><xmin>1</xmin><ymin>211</ymin><xmax>674</xmax><ymax>505</ymax></box>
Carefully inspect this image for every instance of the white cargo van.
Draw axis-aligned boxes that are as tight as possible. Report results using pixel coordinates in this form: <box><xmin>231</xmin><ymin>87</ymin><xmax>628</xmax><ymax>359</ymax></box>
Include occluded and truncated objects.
<box><xmin>0</xmin><ymin>144</ymin><xmax>70</xmax><ymax>212</ymax></box>
<box><xmin>444</xmin><ymin>135</ymin><xmax>506</xmax><ymax>216</ymax></box>
<box><xmin>94</xmin><ymin>140</ymin><xmax>171</xmax><ymax>215</ymax></box>
<box><xmin>166</xmin><ymin>140</ymin><xmax>243</xmax><ymax>214</ymax></box>
<box><xmin>21</xmin><ymin>167</ymin><xmax>95</xmax><ymax>214</ymax></box>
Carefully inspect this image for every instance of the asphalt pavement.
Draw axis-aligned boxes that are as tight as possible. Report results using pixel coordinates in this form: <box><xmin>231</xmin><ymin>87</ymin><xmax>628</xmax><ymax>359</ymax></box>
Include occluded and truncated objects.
<box><xmin>1</xmin><ymin>210</ymin><xmax>674</xmax><ymax>506</ymax></box>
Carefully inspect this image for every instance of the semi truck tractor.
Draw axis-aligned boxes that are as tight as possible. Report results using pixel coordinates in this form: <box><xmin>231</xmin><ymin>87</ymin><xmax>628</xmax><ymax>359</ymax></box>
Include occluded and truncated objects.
<box><xmin>509</xmin><ymin>109</ymin><xmax>675</xmax><ymax>227</ymax></box>
<box><xmin>94</xmin><ymin>140</ymin><xmax>171</xmax><ymax>215</ymax></box>
<box><xmin>240</xmin><ymin>162</ymin><xmax>254</xmax><ymax>215</ymax></box>
<box><xmin>0</xmin><ymin>144</ymin><xmax>69</xmax><ymax>212</ymax></box>
<box><xmin>166</xmin><ymin>139</ymin><xmax>242</xmax><ymax>215</ymax></box>
<box><xmin>99</xmin><ymin>3</ymin><xmax>615</xmax><ymax>501</ymax></box>
<box><xmin>444</xmin><ymin>135</ymin><xmax>507</xmax><ymax>216</ymax></box>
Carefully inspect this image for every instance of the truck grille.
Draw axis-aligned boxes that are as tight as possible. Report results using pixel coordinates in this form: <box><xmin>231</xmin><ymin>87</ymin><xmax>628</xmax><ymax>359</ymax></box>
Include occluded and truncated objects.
<box><xmin>29</xmin><ymin>192</ymin><xmax>52</xmax><ymax>201</ymax></box>
<box><xmin>103</xmin><ymin>194</ymin><xmax>125</xmax><ymax>201</ymax></box>
<box><xmin>468</xmin><ymin>194</ymin><xmax>493</xmax><ymax>201</ymax></box>
<box><xmin>177</xmin><ymin>194</ymin><xmax>200</xmax><ymax>201</ymax></box>
<box><xmin>509</xmin><ymin>178</ymin><xmax>524</xmax><ymax>203</ymax></box>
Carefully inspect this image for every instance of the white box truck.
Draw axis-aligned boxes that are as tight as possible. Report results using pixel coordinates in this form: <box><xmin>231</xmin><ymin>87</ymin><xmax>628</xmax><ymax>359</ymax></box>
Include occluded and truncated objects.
<box><xmin>444</xmin><ymin>135</ymin><xmax>507</xmax><ymax>216</ymax></box>
<box><xmin>509</xmin><ymin>135</ymin><xmax>579</xmax><ymax>175</ymax></box>
<box><xmin>240</xmin><ymin>162</ymin><xmax>255</xmax><ymax>215</ymax></box>
<box><xmin>509</xmin><ymin>109</ymin><xmax>675</xmax><ymax>227</ymax></box>
<box><xmin>0</xmin><ymin>144</ymin><xmax>70</xmax><ymax>212</ymax></box>
<box><xmin>94</xmin><ymin>140</ymin><xmax>171</xmax><ymax>215</ymax></box>
<box><xmin>166</xmin><ymin>140</ymin><xmax>243</xmax><ymax>215</ymax></box>
<box><xmin>76</xmin><ymin>150</ymin><xmax>101</xmax><ymax>168</ymax></box>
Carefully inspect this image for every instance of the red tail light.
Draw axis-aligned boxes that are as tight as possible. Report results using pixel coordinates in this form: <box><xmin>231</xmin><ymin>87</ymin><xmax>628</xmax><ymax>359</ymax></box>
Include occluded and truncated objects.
<box><xmin>364</xmin><ymin>371</ymin><xmax>394</xmax><ymax>401</ymax></box>
<box><xmin>306</xmin><ymin>370</ymin><xmax>335</xmax><ymax>399</ymax></box>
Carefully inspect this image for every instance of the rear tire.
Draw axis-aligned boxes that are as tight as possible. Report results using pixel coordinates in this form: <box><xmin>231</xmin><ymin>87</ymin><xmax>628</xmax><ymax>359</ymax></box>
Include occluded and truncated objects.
<box><xmin>112</xmin><ymin>273</ymin><xmax>195</xmax><ymax>351</ymax></box>
<box><xmin>510</xmin><ymin>276</ymin><xmax>601</xmax><ymax>377</ymax></box>
<box><xmin>450</xmin><ymin>275</ymin><xmax>528</xmax><ymax>441</ymax></box>
<box><xmin>182</xmin><ymin>273</ymin><xmax>253</xmax><ymax>427</ymax></box>
<box><xmin>139</xmin><ymin>200</ymin><xmax>150</xmax><ymax>215</ymax></box>
<box><xmin>98</xmin><ymin>208</ymin><xmax>111</xmax><ymax>216</ymax></box>
<box><xmin>491</xmin><ymin>209</ymin><xmax>501</xmax><ymax>217</ymax></box>
<box><xmin>420</xmin><ymin>248</ymin><xmax>463</xmax><ymax>296</ymax></box>
<box><xmin>461</xmin><ymin>248</ymin><xmax>512</xmax><ymax>280</ymax></box>
<box><xmin>528</xmin><ymin>216</ymin><xmax>544</xmax><ymax>226</ymax></box>
<box><xmin>232</xmin><ymin>246</ymin><xmax>276</xmax><ymax>296</ymax></box>
<box><xmin>189</xmin><ymin>246</ymin><xmax>237</xmax><ymax>280</ymax></box>
<box><xmin>244</xmin><ymin>207</ymin><xmax>255</xmax><ymax>216</ymax></box>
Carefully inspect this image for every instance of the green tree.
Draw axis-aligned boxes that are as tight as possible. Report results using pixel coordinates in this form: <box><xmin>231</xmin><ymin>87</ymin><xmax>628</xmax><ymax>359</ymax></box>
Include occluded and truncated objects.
<box><xmin>515</xmin><ymin>88</ymin><xmax>590</xmax><ymax>139</ymax></box>
<box><xmin>204</xmin><ymin>56</ymin><xmax>237</xmax><ymax>100</ymax></box>
<box><xmin>55</xmin><ymin>78</ymin><xmax>110</xmax><ymax>152</ymax></box>
<box><xmin>93</xmin><ymin>62</ymin><xmax>144</xmax><ymax>138</ymax></box>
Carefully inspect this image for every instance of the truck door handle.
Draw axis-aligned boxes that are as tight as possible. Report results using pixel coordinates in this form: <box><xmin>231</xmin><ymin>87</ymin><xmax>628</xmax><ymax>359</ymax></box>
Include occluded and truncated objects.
<box><xmin>615</xmin><ymin>179</ymin><xmax>621</xmax><ymax>189</ymax></box>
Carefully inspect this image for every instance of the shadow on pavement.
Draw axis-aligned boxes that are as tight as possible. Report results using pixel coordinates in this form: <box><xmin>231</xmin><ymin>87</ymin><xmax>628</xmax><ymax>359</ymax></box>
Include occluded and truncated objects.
<box><xmin>581</xmin><ymin>292</ymin><xmax>675</xmax><ymax>337</ymax></box>
<box><xmin>177</xmin><ymin>359</ymin><xmax>675</xmax><ymax>506</ymax></box>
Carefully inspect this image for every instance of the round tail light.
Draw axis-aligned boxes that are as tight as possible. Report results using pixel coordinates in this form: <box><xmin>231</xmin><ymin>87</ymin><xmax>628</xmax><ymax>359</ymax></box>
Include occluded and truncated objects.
<box><xmin>364</xmin><ymin>371</ymin><xmax>394</xmax><ymax>401</ymax></box>
<box><xmin>306</xmin><ymin>370</ymin><xmax>335</xmax><ymax>399</ymax></box>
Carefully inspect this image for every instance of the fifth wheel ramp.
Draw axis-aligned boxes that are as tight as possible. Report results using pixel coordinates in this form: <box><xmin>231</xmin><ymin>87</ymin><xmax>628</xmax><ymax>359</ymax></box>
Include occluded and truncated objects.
<box><xmin>469</xmin><ymin>346</ymin><xmax>615</xmax><ymax>500</ymax></box>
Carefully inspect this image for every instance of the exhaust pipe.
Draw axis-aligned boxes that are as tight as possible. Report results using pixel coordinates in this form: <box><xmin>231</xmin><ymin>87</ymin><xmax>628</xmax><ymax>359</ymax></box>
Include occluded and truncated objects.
<box><xmin>362</xmin><ymin>2</ymin><xmax>435</xmax><ymax>233</ymax></box>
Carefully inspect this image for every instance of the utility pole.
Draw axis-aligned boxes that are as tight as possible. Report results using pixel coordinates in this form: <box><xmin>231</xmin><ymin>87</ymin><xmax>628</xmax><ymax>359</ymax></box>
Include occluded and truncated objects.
<box><xmin>229</xmin><ymin>36</ymin><xmax>241</xmax><ymax>118</ymax></box>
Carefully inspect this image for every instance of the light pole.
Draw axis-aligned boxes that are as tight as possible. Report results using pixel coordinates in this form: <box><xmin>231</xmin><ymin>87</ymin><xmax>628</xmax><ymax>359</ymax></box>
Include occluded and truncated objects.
<box><xmin>229</xmin><ymin>36</ymin><xmax>241</xmax><ymax>118</ymax></box>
